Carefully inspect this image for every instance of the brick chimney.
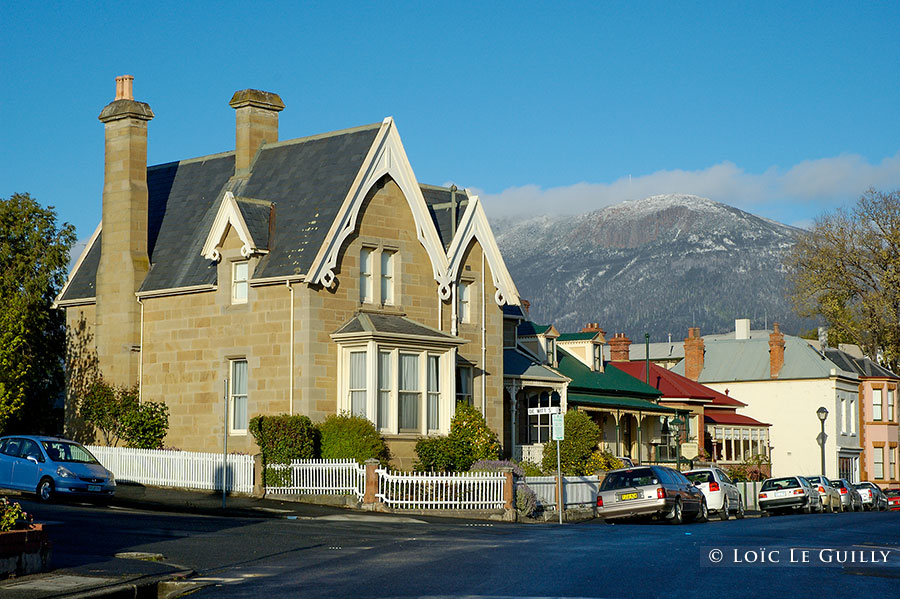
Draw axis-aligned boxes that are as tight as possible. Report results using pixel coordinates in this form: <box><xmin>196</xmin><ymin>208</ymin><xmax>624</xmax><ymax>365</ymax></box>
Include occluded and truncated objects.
<box><xmin>608</xmin><ymin>333</ymin><xmax>632</xmax><ymax>362</ymax></box>
<box><xmin>683</xmin><ymin>327</ymin><xmax>705</xmax><ymax>381</ymax></box>
<box><xmin>229</xmin><ymin>89</ymin><xmax>285</xmax><ymax>175</ymax></box>
<box><xmin>95</xmin><ymin>75</ymin><xmax>154</xmax><ymax>386</ymax></box>
<box><xmin>769</xmin><ymin>322</ymin><xmax>785</xmax><ymax>378</ymax></box>
<box><xmin>580</xmin><ymin>322</ymin><xmax>606</xmax><ymax>336</ymax></box>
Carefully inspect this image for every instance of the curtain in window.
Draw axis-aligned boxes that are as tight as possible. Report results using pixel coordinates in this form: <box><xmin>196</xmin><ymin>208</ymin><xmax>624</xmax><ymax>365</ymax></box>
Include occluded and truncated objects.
<box><xmin>349</xmin><ymin>351</ymin><xmax>367</xmax><ymax>417</ymax></box>
<box><xmin>378</xmin><ymin>351</ymin><xmax>391</xmax><ymax>429</ymax></box>
<box><xmin>399</xmin><ymin>353</ymin><xmax>419</xmax><ymax>430</ymax></box>
<box><xmin>380</xmin><ymin>251</ymin><xmax>394</xmax><ymax>305</ymax></box>
<box><xmin>232</xmin><ymin>360</ymin><xmax>248</xmax><ymax>430</ymax></box>
<box><xmin>427</xmin><ymin>355</ymin><xmax>440</xmax><ymax>430</ymax></box>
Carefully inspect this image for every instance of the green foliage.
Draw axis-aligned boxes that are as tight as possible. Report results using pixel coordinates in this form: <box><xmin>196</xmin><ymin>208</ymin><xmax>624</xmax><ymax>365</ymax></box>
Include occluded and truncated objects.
<box><xmin>785</xmin><ymin>188</ymin><xmax>900</xmax><ymax>372</ymax></box>
<box><xmin>726</xmin><ymin>454</ymin><xmax>771</xmax><ymax>482</ymax></box>
<box><xmin>0</xmin><ymin>193</ymin><xmax>76</xmax><ymax>433</ymax></box>
<box><xmin>415</xmin><ymin>402</ymin><xmax>501</xmax><ymax>471</ymax></box>
<box><xmin>0</xmin><ymin>497</ymin><xmax>29</xmax><ymax>532</ymax></box>
<box><xmin>470</xmin><ymin>460</ymin><xmax>524</xmax><ymax>477</ymax></box>
<box><xmin>317</xmin><ymin>412</ymin><xmax>389</xmax><ymax>465</ymax></box>
<box><xmin>517</xmin><ymin>459</ymin><xmax>544</xmax><ymax>477</ymax></box>
<box><xmin>78</xmin><ymin>380</ymin><xmax>168</xmax><ymax>448</ymax></box>
<box><xmin>584</xmin><ymin>449</ymin><xmax>624</xmax><ymax>473</ymax></box>
<box><xmin>541</xmin><ymin>410</ymin><xmax>601</xmax><ymax>475</ymax></box>
<box><xmin>515</xmin><ymin>484</ymin><xmax>538</xmax><ymax>518</ymax></box>
<box><xmin>250</xmin><ymin>414</ymin><xmax>319</xmax><ymax>487</ymax></box>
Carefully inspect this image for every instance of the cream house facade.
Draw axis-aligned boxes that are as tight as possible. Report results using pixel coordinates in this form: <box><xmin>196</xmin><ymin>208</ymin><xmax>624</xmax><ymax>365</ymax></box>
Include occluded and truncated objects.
<box><xmin>56</xmin><ymin>77</ymin><xmax>521</xmax><ymax>469</ymax></box>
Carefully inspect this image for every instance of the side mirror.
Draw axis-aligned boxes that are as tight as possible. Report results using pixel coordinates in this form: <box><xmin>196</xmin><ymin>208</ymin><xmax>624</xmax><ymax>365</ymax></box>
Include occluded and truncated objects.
<box><xmin>693</xmin><ymin>480</ymin><xmax>702</xmax><ymax>486</ymax></box>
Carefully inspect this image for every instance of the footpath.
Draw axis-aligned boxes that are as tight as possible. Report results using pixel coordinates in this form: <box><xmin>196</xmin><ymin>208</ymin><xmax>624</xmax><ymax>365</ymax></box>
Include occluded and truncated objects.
<box><xmin>0</xmin><ymin>484</ymin><xmax>359</xmax><ymax>599</ymax></box>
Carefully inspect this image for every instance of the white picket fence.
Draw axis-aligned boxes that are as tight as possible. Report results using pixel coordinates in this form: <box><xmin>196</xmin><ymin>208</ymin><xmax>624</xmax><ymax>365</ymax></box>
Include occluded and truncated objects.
<box><xmin>266</xmin><ymin>459</ymin><xmax>366</xmax><ymax>498</ymax></box>
<box><xmin>377</xmin><ymin>470</ymin><xmax>506</xmax><ymax>510</ymax></box>
<box><xmin>89</xmin><ymin>446</ymin><xmax>254</xmax><ymax>494</ymax></box>
<box><xmin>523</xmin><ymin>475</ymin><xmax>599</xmax><ymax>509</ymax></box>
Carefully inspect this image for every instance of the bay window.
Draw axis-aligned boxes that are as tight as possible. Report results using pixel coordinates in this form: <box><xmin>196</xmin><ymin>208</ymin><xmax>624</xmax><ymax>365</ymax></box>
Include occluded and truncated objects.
<box><xmin>349</xmin><ymin>351</ymin><xmax>367</xmax><ymax>417</ymax></box>
<box><xmin>427</xmin><ymin>355</ymin><xmax>440</xmax><ymax>431</ymax></box>
<box><xmin>874</xmin><ymin>446</ymin><xmax>884</xmax><ymax>480</ymax></box>
<box><xmin>874</xmin><ymin>388</ymin><xmax>883</xmax><ymax>421</ymax></box>
<box><xmin>399</xmin><ymin>353</ymin><xmax>420</xmax><ymax>432</ymax></box>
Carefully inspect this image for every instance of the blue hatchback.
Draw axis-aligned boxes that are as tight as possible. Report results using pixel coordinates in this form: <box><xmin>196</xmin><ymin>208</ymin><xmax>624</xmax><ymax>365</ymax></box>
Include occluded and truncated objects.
<box><xmin>0</xmin><ymin>435</ymin><xmax>115</xmax><ymax>502</ymax></box>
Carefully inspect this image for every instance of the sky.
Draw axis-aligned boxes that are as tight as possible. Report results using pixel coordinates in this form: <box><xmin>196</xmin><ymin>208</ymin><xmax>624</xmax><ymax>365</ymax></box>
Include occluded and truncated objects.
<box><xmin>3</xmin><ymin>1</ymin><xmax>900</xmax><ymax>243</ymax></box>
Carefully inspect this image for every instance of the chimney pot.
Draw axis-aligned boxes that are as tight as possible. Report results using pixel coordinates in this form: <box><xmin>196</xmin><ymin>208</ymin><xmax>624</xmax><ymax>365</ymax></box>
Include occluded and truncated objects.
<box><xmin>609</xmin><ymin>333</ymin><xmax>632</xmax><ymax>362</ymax></box>
<box><xmin>115</xmin><ymin>75</ymin><xmax>134</xmax><ymax>101</ymax></box>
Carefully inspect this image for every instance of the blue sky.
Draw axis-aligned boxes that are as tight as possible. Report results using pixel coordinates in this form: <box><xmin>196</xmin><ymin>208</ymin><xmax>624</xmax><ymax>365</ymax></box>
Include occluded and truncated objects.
<box><xmin>3</xmin><ymin>1</ymin><xmax>900</xmax><ymax>241</ymax></box>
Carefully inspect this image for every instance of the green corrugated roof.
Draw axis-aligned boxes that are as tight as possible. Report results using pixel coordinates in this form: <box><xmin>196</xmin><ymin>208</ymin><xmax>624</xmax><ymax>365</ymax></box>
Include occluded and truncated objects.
<box><xmin>556</xmin><ymin>347</ymin><xmax>662</xmax><ymax>400</ymax></box>
<box><xmin>517</xmin><ymin>321</ymin><xmax>552</xmax><ymax>336</ymax></box>
<box><xmin>557</xmin><ymin>332</ymin><xmax>599</xmax><ymax>341</ymax></box>
<box><xmin>567</xmin><ymin>393</ymin><xmax>678</xmax><ymax>413</ymax></box>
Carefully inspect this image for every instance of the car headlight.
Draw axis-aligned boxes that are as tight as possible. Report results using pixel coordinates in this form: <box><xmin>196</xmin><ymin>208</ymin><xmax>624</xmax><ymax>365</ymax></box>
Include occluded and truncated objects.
<box><xmin>57</xmin><ymin>466</ymin><xmax>76</xmax><ymax>478</ymax></box>
<box><xmin>108</xmin><ymin>471</ymin><xmax>116</xmax><ymax>485</ymax></box>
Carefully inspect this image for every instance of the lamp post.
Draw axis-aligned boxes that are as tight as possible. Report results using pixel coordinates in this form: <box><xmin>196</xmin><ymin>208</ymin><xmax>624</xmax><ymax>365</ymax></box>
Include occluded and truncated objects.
<box><xmin>672</xmin><ymin>415</ymin><xmax>684</xmax><ymax>471</ymax></box>
<box><xmin>816</xmin><ymin>406</ymin><xmax>828</xmax><ymax>476</ymax></box>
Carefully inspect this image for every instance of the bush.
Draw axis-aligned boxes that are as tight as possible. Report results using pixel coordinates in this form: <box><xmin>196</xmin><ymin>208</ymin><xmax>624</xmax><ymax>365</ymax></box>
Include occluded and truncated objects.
<box><xmin>515</xmin><ymin>484</ymin><xmax>538</xmax><ymax>518</ymax></box>
<box><xmin>541</xmin><ymin>410</ymin><xmax>601</xmax><ymax>475</ymax></box>
<box><xmin>517</xmin><ymin>459</ymin><xmax>544</xmax><ymax>477</ymax></box>
<box><xmin>122</xmin><ymin>401</ymin><xmax>169</xmax><ymax>449</ymax></box>
<box><xmin>250</xmin><ymin>414</ymin><xmax>319</xmax><ymax>487</ymax></box>
<box><xmin>414</xmin><ymin>402</ymin><xmax>501</xmax><ymax>471</ymax></box>
<box><xmin>584</xmin><ymin>449</ymin><xmax>623</xmax><ymax>474</ymax></box>
<box><xmin>470</xmin><ymin>459</ymin><xmax>524</xmax><ymax>477</ymax></box>
<box><xmin>0</xmin><ymin>498</ymin><xmax>29</xmax><ymax>532</ymax></box>
<box><xmin>78</xmin><ymin>380</ymin><xmax>169</xmax><ymax>448</ymax></box>
<box><xmin>317</xmin><ymin>412</ymin><xmax>389</xmax><ymax>465</ymax></box>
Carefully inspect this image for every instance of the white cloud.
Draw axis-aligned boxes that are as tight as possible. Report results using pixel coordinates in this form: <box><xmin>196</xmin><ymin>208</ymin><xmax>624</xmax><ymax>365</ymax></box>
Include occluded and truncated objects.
<box><xmin>475</xmin><ymin>151</ymin><xmax>900</xmax><ymax>224</ymax></box>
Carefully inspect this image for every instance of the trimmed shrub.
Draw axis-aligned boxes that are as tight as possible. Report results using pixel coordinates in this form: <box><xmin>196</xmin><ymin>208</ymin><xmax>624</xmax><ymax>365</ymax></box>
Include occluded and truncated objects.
<box><xmin>250</xmin><ymin>414</ymin><xmax>318</xmax><ymax>485</ymax></box>
<box><xmin>414</xmin><ymin>436</ymin><xmax>455</xmax><ymax>471</ymax></box>
<box><xmin>317</xmin><ymin>412</ymin><xmax>390</xmax><ymax>465</ymax></box>
<box><xmin>470</xmin><ymin>459</ymin><xmax>524</xmax><ymax>477</ymax></box>
<box><xmin>584</xmin><ymin>449</ymin><xmax>623</xmax><ymax>473</ymax></box>
<box><xmin>541</xmin><ymin>410</ymin><xmax>601</xmax><ymax>475</ymax></box>
<box><xmin>122</xmin><ymin>401</ymin><xmax>169</xmax><ymax>449</ymax></box>
<box><xmin>515</xmin><ymin>484</ymin><xmax>538</xmax><ymax>518</ymax></box>
<box><xmin>78</xmin><ymin>380</ymin><xmax>169</xmax><ymax>449</ymax></box>
<box><xmin>517</xmin><ymin>459</ymin><xmax>544</xmax><ymax>477</ymax></box>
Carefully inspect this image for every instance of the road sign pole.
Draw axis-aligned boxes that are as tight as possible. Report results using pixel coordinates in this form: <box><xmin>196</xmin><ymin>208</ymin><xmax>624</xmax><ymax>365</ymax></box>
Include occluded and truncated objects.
<box><xmin>556</xmin><ymin>438</ymin><xmax>562</xmax><ymax>524</ymax></box>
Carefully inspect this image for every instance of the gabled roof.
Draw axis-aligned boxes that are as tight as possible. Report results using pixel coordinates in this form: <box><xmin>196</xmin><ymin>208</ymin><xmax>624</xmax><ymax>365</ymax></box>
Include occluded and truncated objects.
<box><xmin>517</xmin><ymin>321</ymin><xmax>557</xmax><ymax>337</ymax></box>
<box><xmin>502</xmin><ymin>304</ymin><xmax>527</xmax><ymax>319</ymax></box>
<box><xmin>504</xmin><ymin>349</ymin><xmax>568</xmax><ymax>382</ymax></box>
<box><xmin>821</xmin><ymin>348</ymin><xmax>900</xmax><ymax>380</ymax></box>
<box><xmin>705</xmin><ymin>411</ymin><xmax>771</xmax><ymax>427</ymax></box>
<box><xmin>556</xmin><ymin>348</ymin><xmax>662</xmax><ymax>401</ymax></box>
<box><xmin>611</xmin><ymin>361</ymin><xmax>745</xmax><ymax>407</ymax></box>
<box><xmin>558</xmin><ymin>332</ymin><xmax>602</xmax><ymax>342</ymax></box>
<box><xmin>421</xmin><ymin>185</ymin><xmax>468</xmax><ymax>250</ymax></box>
<box><xmin>670</xmin><ymin>333</ymin><xmax>859</xmax><ymax>383</ymax></box>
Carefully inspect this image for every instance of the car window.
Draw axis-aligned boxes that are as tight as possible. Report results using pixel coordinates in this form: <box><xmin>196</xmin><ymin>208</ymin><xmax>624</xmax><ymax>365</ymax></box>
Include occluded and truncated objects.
<box><xmin>600</xmin><ymin>468</ymin><xmax>658</xmax><ymax>490</ymax></box>
<box><xmin>1</xmin><ymin>438</ymin><xmax>22</xmax><ymax>457</ymax></box>
<box><xmin>40</xmin><ymin>441</ymin><xmax>99</xmax><ymax>464</ymax></box>
<box><xmin>674</xmin><ymin>471</ymin><xmax>691</xmax><ymax>485</ymax></box>
<box><xmin>718</xmin><ymin>470</ymin><xmax>733</xmax><ymax>484</ymax></box>
<box><xmin>657</xmin><ymin>468</ymin><xmax>674</xmax><ymax>484</ymax></box>
<box><xmin>761</xmin><ymin>477</ymin><xmax>800</xmax><ymax>491</ymax></box>
<box><xmin>18</xmin><ymin>439</ymin><xmax>43</xmax><ymax>462</ymax></box>
<box><xmin>685</xmin><ymin>471</ymin><xmax>714</xmax><ymax>484</ymax></box>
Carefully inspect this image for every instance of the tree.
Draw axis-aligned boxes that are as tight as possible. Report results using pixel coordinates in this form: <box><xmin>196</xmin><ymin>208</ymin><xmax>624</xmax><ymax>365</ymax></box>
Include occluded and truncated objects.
<box><xmin>78</xmin><ymin>379</ymin><xmax>169</xmax><ymax>448</ymax></box>
<box><xmin>786</xmin><ymin>188</ymin><xmax>900</xmax><ymax>372</ymax></box>
<box><xmin>0</xmin><ymin>193</ymin><xmax>76</xmax><ymax>433</ymax></box>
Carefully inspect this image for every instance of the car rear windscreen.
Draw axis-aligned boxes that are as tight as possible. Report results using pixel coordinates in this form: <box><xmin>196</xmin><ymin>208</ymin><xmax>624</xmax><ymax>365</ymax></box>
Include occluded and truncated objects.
<box><xmin>601</xmin><ymin>468</ymin><xmax>658</xmax><ymax>490</ymax></box>
<box><xmin>761</xmin><ymin>477</ymin><xmax>800</xmax><ymax>491</ymax></box>
<box><xmin>685</xmin><ymin>471</ymin><xmax>714</xmax><ymax>484</ymax></box>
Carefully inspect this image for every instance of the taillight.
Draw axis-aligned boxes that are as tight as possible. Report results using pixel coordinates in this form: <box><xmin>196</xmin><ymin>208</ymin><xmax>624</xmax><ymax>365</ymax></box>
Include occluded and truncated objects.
<box><xmin>596</xmin><ymin>496</ymin><xmax>603</xmax><ymax>507</ymax></box>
<box><xmin>818</xmin><ymin>486</ymin><xmax>825</xmax><ymax>493</ymax></box>
<box><xmin>840</xmin><ymin>487</ymin><xmax>848</xmax><ymax>494</ymax></box>
<box><xmin>709</xmin><ymin>482</ymin><xmax>720</xmax><ymax>492</ymax></box>
<box><xmin>759</xmin><ymin>492</ymin><xmax>767</xmax><ymax>499</ymax></box>
<box><xmin>793</xmin><ymin>489</ymin><xmax>804</xmax><ymax>495</ymax></box>
<box><xmin>657</xmin><ymin>487</ymin><xmax>666</xmax><ymax>499</ymax></box>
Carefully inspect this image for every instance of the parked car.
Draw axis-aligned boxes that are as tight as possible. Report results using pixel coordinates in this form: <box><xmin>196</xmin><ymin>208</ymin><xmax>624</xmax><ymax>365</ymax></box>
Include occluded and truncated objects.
<box><xmin>805</xmin><ymin>475</ymin><xmax>842</xmax><ymax>513</ymax></box>
<box><xmin>596</xmin><ymin>465</ymin><xmax>706</xmax><ymax>524</ymax></box>
<box><xmin>758</xmin><ymin>475</ymin><xmax>822</xmax><ymax>515</ymax></box>
<box><xmin>885</xmin><ymin>489</ymin><xmax>900</xmax><ymax>511</ymax></box>
<box><xmin>829</xmin><ymin>478</ymin><xmax>862</xmax><ymax>512</ymax></box>
<box><xmin>684</xmin><ymin>467</ymin><xmax>744</xmax><ymax>520</ymax></box>
<box><xmin>855</xmin><ymin>482</ymin><xmax>888</xmax><ymax>511</ymax></box>
<box><xmin>617</xmin><ymin>457</ymin><xmax>635</xmax><ymax>468</ymax></box>
<box><xmin>0</xmin><ymin>435</ymin><xmax>115</xmax><ymax>502</ymax></box>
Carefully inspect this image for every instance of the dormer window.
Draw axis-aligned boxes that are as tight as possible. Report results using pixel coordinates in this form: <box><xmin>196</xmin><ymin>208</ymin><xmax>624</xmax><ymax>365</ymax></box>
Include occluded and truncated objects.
<box><xmin>593</xmin><ymin>344</ymin><xmax>603</xmax><ymax>371</ymax></box>
<box><xmin>547</xmin><ymin>338</ymin><xmax>556</xmax><ymax>367</ymax></box>
<box><xmin>360</xmin><ymin>247</ymin><xmax>374</xmax><ymax>303</ymax></box>
<box><xmin>231</xmin><ymin>261</ymin><xmax>249</xmax><ymax>304</ymax></box>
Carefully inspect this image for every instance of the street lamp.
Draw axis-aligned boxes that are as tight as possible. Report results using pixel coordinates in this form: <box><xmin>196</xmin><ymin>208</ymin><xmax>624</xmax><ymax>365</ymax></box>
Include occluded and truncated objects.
<box><xmin>816</xmin><ymin>406</ymin><xmax>828</xmax><ymax>476</ymax></box>
<box><xmin>671</xmin><ymin>415</ymin><xmax>684</xmax><ymax>471</ymax></box>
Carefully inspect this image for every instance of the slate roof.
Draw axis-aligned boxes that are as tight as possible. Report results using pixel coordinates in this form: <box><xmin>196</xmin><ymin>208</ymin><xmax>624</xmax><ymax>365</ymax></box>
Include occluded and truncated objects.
<box><xmin>669</xmin><ymin>332</ymin><xmax>859</xmax><ymax>383</ymax></box>
<box><xmin>236</xmin><ymin>199</ymin><xmax>273</xmax><ymax>250</ymax></box>
<box><xmin>421</xmin><ymin>185</ymin><xmax>468</xmax><ymax>250</ymax></box>
<box><xmin>60</xmin><ymin>123</ymin><xmax>384</xmax><ymax>300</ymax></box>
<box><xmin>332</xmin><ymin>312</ymin><xmax>461</xmax><ymax>342</ymax></box>
<box><xmin>517</xmin><ymin>321</ymin><xmax>553</xmax><ymax>337</ymax></box>
<box><xmin>611</xmin><ymin>361</ymin><xmax>745</xmax><ymax>407</ymax></box>
<box><xmin>504</xmin><ymin>349</ymin><xmax>568</xmax><ymax>382</ymax></box>
<box><xmin>556</xmin><ymin>348</ymin><xmax>662</xmax><ymax>401</ymax></box>
<box><xmin>821</xmin><ymin>348</ymin><xmax>900</xmax><ymax>380</ymax></box>
<box><xmin>502</xmin><ymin>304</ymin><xmax>526</xmax><ymax>319</ymax></box>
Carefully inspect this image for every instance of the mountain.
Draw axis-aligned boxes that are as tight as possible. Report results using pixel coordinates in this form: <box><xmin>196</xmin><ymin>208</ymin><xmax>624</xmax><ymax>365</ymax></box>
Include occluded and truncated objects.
<box><xmin>493</xmin><ymin>194</ymin><xmax>816</xmax><ymax>339</ymax></box>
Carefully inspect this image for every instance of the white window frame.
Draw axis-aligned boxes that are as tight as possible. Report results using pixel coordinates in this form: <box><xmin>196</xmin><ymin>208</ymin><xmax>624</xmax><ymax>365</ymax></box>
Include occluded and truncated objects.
<box><xmin>593</xmin><ymin>344</ymin><xmax>603</xmax><ymax>371</ymax></box>
<box><xmin>889</xmin><ymin>388</ymin><xmax>895</xmax><ymax>422</ymax></box>
<box><xmin>458</xmin><ymin>281</ymin><xmax>471</xmax><ymax>324</ymax></box>
<box><xmin>874</xmin><ymin>388</ymin><xmax>883</xmax><ymax>421</ymax></box>
<box><xmin>380</xmin><ymin>250</ymin><xmax>395</xmax><ymax>306</ymax></box>
<box><xmin>874</xmin><ymin>446</ymin><xmax>885</xmax><ymax>480</ymax></box>
<box><xmin>456</xmin><ymin>364</ymin><xmax>473</xmax><ymax>406</ymax></box>
<box><xmin>890</xmin><ymin>446</ymin><xmax>897</xmax><ymax>480</ymax></box>
<box><xmin>229</xmin><ymin>358</ymin><xmax>249</xmax><ymax>435</ymax></box>
<box><xmin>360</xmin><ymin>247</ymin><xmax>374</xmax><ymax>303</ymax></box>
<box><xmin>349</xmin><ymin>350</ymin><xmax>367</xmax><ymax>418</ymax></box>
<box><xmin>850</xmin><ymin>396</ymin><xmax>857</xmax><ymax>435</ymax></box>
<box><xmin>231</xmin><ymin>261</ymin><xmax>249</xmax><ymax>304</ymax></box>
<box><xmin>839</xmin><ymin>396</ymin><xmax>846</xmax><ymax>435</ymax></box>
<box><xmin>427</xmin><ymin>354</ymin><xmax>441</xmax><ymax>432</ymax></box>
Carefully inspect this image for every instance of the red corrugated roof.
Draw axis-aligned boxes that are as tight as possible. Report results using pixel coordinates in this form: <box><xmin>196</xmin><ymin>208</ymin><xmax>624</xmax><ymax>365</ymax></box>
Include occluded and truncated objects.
<box><xmin>704</xmin><ymin>410</ymin><xmax>770</xmax><ymax>427</ymax></box>
<box><xmin>612</xmin><ymin>361</ymin><xmax>745</xmax><ymax>407</ymax></box>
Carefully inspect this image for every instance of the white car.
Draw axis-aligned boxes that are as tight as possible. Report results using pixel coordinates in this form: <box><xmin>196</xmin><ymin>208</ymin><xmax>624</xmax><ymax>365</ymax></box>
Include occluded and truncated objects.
<box><xmin>685</xmin><ymin>467</ymin><xmax>744</xmax><ymax>520</ymax></box>
<box><xmin>804</xmin><ymin>475</ymin><xmax>841</xmax><ymax>513</ymax></box>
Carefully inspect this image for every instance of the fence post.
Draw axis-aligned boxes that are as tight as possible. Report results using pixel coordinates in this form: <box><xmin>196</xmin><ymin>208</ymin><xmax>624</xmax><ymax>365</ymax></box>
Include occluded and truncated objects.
<box><xmin>363</xmin><ymin>458</ymin><xmax>380</xmax><ymax>508</ymax></box>
<box><xmin>252</xmin><ymin>454</ymin><xmax>265</xmax><ymax>498</ymax></box>
<box><xmin>500</xmin><ymin>466</ymin><xmax>517</xmax><ymax>522</ymax></box>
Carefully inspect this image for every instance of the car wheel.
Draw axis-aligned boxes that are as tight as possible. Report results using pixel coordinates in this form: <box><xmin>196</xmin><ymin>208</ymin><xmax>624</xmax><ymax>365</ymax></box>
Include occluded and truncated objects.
<box><xmin>761</xmin><ymin>509</ymin><xmax>770</xmax><ymax>517</ymax></box>
<box><xmin>719</xmin><ymin>496</ymin><xmax>730</xmax><ymax>521</ymax></box>
<box><xmin>826</xmin><ymin>500</ymin><xmax>834</xmax><ymax>513</ymax></box>
<box><xmin>816</xmin><ymin>501</ymin><xmax>824</xmax><ymax>513</ymax></box>
<box><xmin>736</xmin><ymin>498</ymin><xmax>745</xmax><ymax>519</ymax></box>
<box><xmin>696</xmin><ymin>498</ymin><xmax>708</xmax><ymax>522</ymax></box>
<box><xmin>37</xmin><ymin>477</ymin><xmax>54</xmax><ymax>503</ymax></box>
<box><xmin>669</xmin><ymin>499</ymin><xmax>683</xmax><ymax>525</ymax></box>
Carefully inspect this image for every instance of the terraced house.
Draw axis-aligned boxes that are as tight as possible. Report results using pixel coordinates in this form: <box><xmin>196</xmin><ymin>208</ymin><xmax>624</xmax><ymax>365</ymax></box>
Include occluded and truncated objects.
<box><xmin>56</xmin><ymin>76</ymin><xmax>521</xmax><ymax>469</ymax></box>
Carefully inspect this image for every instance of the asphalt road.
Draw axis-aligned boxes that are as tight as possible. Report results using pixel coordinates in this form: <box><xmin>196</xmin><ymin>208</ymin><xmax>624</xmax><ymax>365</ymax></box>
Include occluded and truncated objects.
<box><xmin>20</xmin><ymin>497</ymin><xmax>900</xmax><ymax>598</ymax></box>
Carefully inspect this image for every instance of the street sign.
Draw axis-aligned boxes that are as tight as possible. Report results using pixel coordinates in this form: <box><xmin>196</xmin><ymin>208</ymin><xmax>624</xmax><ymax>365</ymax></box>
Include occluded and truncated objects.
<box><xmin>527</xmin><ymin>406</ymin><xmax>561</xmax><ymax>416</ymax></box>
<box><xmin>551</xmin><ymin>413</ymin><xmax>565</xmax><ymax>441</ymax></box>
